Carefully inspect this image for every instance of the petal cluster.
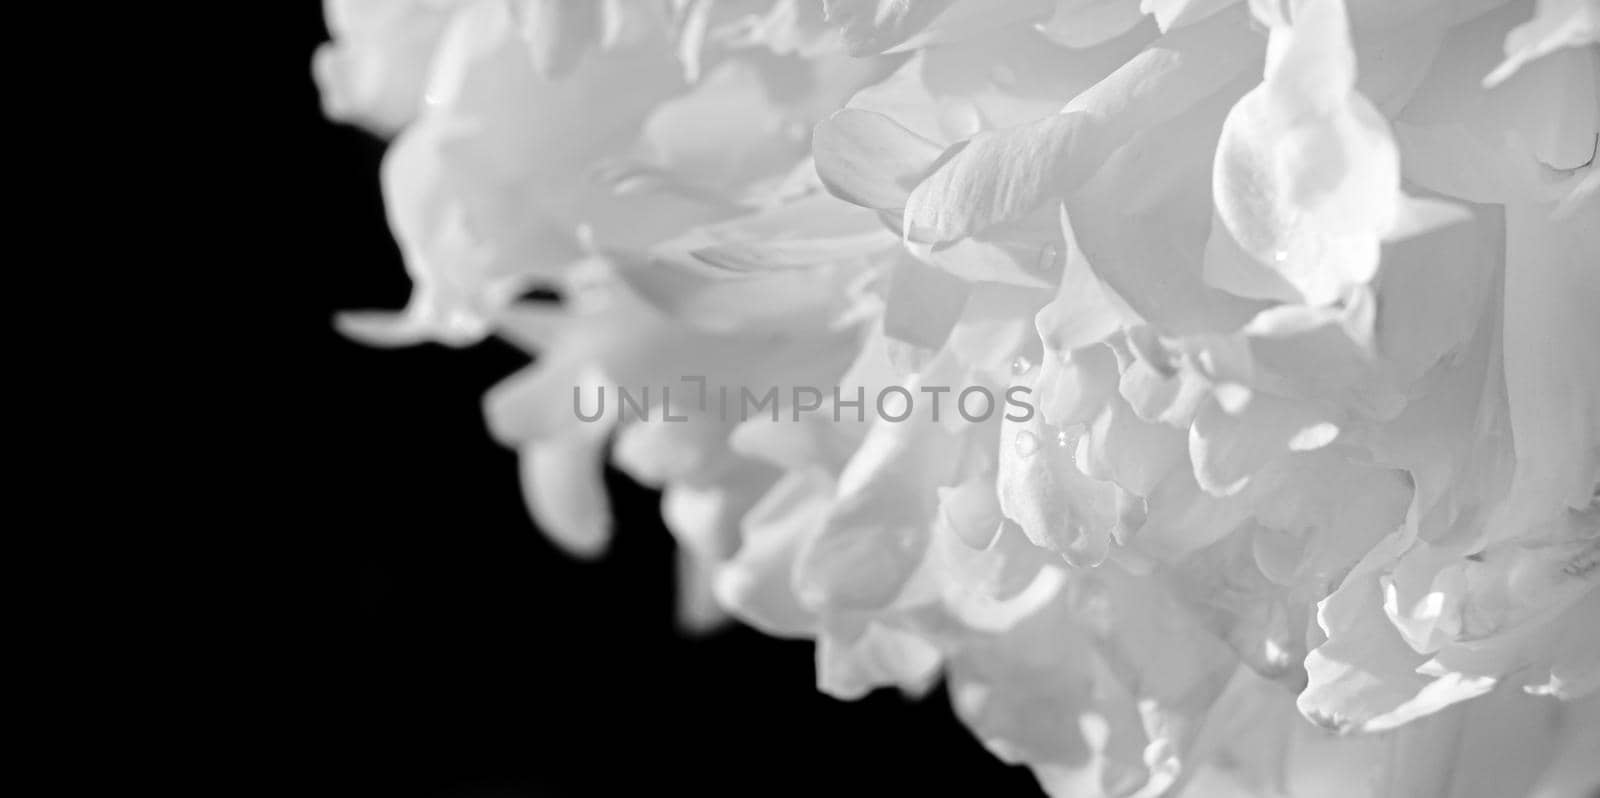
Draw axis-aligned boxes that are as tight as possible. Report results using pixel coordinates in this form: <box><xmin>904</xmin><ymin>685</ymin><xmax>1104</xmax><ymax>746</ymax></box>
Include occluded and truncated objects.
<box><xmin>317</xmin><ymin>0</ymin><xmax>1600</xmax><ymax>794</ymax></box>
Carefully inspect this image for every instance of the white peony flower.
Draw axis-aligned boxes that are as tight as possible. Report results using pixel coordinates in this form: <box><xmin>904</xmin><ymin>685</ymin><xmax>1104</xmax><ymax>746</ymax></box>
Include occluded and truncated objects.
<box><xmin>319</xmin><ymin>0</ymin><xmax>1599</xmax><ymax>794</ymax></box>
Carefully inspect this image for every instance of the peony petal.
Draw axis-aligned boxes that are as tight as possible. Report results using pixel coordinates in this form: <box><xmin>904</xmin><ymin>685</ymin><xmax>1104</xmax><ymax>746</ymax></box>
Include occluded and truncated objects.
<box><xmin>517</xmin><ymin>435</ymin><xmax>612</xmax><ymax>559</ymax></box>
<box><xmin>715</xmin><ymin>471</ymin><xmax>829</xmax><ymax>638</ymax></box>
<box><xmin>1078</xmin><ymin>394</ymin><xmax>1188</xmax><ymax>496</ymax></box>
<box><xmin>1129</xmin><ymin>465</ymin><xmax>1256</xmax><ymax>561</ymax></box>
<box><xmin>912</xmin><ymin>230</ymin><xmax>1061</xmax><ymax>289</ymax></box>
<box><xmin>1501</xmin><ymin>201</ymin><xmax>1600</xmax><ymax>516</ymax></box>
<box><xmin>1483</xmin><ymin>0</ymin><xmax>1600</xmax><ymax>87</ymax></box>
<box><xmin>1189</xmin><ymin>385</ymin><xmax>1341</xmax><ymax>497</ymax></box>
<box><xmin>611</xmin><ymin>413</ymin><xmax>736</xmax><ymax>487</ymax></box>
<box><xmin>903</xmin><ymin>6</ymin><xmax>1262</xmax><ymax>242</ymax></box>
<box><xmin>1035</xmin><ymin>0</ymin><xmax>1150</xmax><ymax>49</ymax></box>
<box><xmin>484</xmin><ymin>360</ymin><xmax>606</xmax><ymax>446</ymax></box>
<box><xmin>662</xmin><ymin>467</ymin><xmax>778</xmax><ymax>630</ymax></box>
<box><xmin>882</xmin><ymin>257</ymin><xmax>972</xmax><ymax>349</ymax></box>
<box><xmin>813</xmin><ymin>109</ymin><xmax>947</xmax><ymax>211</ymax></box>
<box><xmin>1141</xmin><ymin>0</ymin><xmax>1240</xmax><ymax>32</ymax></box>
<box><xmin>1067</xmin><ymin>85</ymin><xmax>1270</xmax><ymax>334</ymax></box>
<box><xmin>315</xmin><ymin>0</ymin><xmax>462</xmax><ymax>134</ymax></box>
<box><xmin>938</xmin><ymin>475</ymin><xmax>1007</xmax><ymax>550</ymax></box>
<box><xmin>1118</xmin><ymin>343</ymin><xmax>1212</xmax><ymax>429</ymax></box>
<box><xmin>997</xmin><ymin>406</ymin><xmax>1121</xmax><ymax>566</ymax></box>
<box><xmin>1037</xmin><ymin>343</ymin><xmax>1121</xmax><ymax>429</ymax></box>
<box><xmin>1035</xmin><ymin>206</ymin><xmax>1139</xmax><ymax>353</ymax></box>
<box><xmin>514</xmin><ymin>0</ymin><xmax>600</xmax><ymax>78</ymax></box>
<box><xmin>1298</xmin><ymin>559</ymin><xmax>1440</xmax><ymax>733</ymax></box>
<box><xmin>636</xmin><ymin>59</ymin><xmax>812</xmax><ymax>196</ymax></box>
<box><xmin>816</xmin><ymin>621</ymin><xmax>943</xmax><ymax>699</ymax></box>
<box><xmin>794</xmin><ymin>410</ymin><xmax>963</xmax><ymax>610</ymax></box>
<box><xmin>823</xmin><ymin>0</ymin><xmax>1053</xmax><ymax>56</ymax></box>
<box><xmin>1209</xmin><ymin>0</ymin><xmax>1403</xmax><ymax>305</ymax></box>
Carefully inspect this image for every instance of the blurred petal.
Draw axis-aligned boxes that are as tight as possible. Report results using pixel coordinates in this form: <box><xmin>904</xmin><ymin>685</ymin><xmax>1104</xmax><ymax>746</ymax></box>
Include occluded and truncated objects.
<box><xmin>518</xmin><ymin>435</ymin><xmax>611</xmax><ymax>559</ymax></box>
<box><xmin>1484</xmin><ymin>0</ymin><xmax>1600</xmax><ymax>86</ymax></box>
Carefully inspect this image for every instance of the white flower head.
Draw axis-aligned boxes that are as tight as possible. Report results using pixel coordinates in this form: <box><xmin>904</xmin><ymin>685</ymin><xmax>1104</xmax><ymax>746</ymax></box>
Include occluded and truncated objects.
<box><xmin>319</xmin><ymin>0</ymin><xmax>1600</xmax><ymax>793</ymax></box>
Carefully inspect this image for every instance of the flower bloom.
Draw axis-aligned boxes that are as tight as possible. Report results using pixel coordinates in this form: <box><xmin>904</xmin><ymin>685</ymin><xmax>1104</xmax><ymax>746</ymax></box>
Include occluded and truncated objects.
<box><xmin>317</xmin><ymin>0</ymin><xmax>1600</xmax><ymax>794</ymax></box>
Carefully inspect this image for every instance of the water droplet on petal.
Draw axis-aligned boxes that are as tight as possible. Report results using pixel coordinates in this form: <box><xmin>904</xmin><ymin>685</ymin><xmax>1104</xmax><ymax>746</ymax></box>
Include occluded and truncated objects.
<box><xmin>1035</xmin><ymin>242</ymin><xmax>1060</xmax><ymax>273</ymax></box>
<box><xmin>1011</xmin><ymin>356</ymin><xmax>1033</xmax><ymax>376</ymax></box>
<box><xmin>1055</xmin><ymin>430</ymin><xmax>1070</xmax><ymax>447</ymax></box>
<box><xmin>1272</xmin><ymin>249</ymin><xmax>1288</xmax><ymax>263</ymax></box>
<box><xmin>1063</xmin><ymin>526</ymin><xmax>1109</xmax><ymax>567</ymax></box>
<box><xmin>1014</xmin><ymin>430</ymin><xmax>1039</xmax><ymax>458</ymax></box>
<box><xmin>1262</xmin><ymin>638</ymin><xmax>1292</xmax><ymax>672</ymax></box>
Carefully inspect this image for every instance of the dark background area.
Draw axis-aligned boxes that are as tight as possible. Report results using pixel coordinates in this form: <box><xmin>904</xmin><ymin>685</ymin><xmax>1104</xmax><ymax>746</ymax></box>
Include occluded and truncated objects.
<box><xmin>272</xmin><ymin>4</ymin><xmax>1041</xmax><ymax>796</ymax></box>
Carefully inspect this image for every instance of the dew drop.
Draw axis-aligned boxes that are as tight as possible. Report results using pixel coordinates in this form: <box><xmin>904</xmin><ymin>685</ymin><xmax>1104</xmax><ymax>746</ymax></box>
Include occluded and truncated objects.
<box><xmin>1014</xmin><ymin>430</ymin><xmax>1040</xmax><ymax>458</ymax></box>
<box><xmin>1011</xmin><ymin>356</ymin><xmax>1034</xmax><ymax>376</ymax></box>
<box><xmin>1263</xmin><ymin>638</ymin><xmax>1290</xmax><ymax>670</ymax></box>
<box><xmin>1055</xmin><ymin>430</ymin><xmax>1070</xmax><ymax>448</ymax></box>
<box><xmin>1272</xmin><ymin>249</ymin><xmax>1288</xmax><ymax>263</ymax></box>
<box><xmin>1035</xmin><ymin>242</ymin><xmax>1061</xmax><ymax>273</ymax></box>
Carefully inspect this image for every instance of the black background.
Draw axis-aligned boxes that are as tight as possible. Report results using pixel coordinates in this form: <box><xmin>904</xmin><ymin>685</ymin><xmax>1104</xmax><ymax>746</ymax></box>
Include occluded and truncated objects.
<box><xmin>274</xmin><ymin>3</ymin><xmax>1041</xmax><ymax>796</ymax></box>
